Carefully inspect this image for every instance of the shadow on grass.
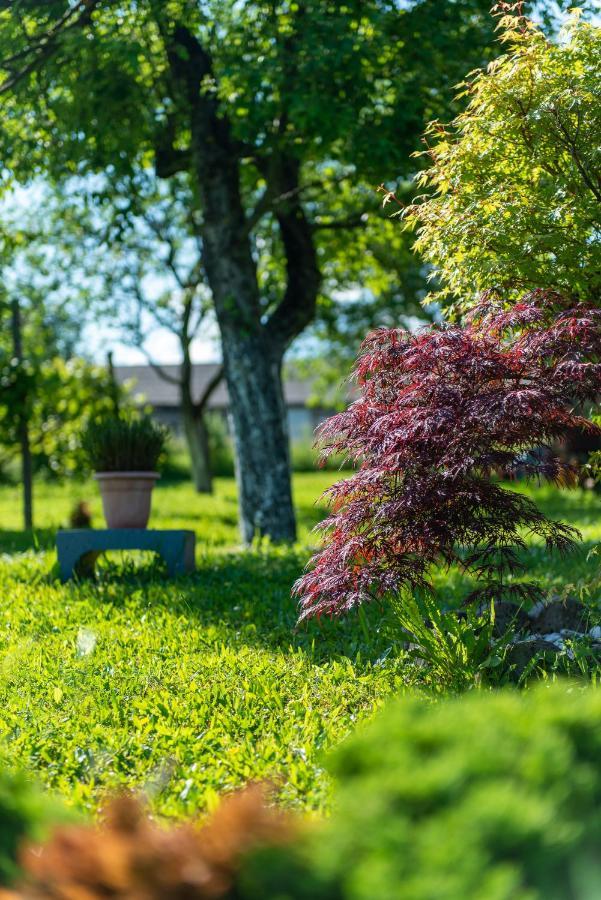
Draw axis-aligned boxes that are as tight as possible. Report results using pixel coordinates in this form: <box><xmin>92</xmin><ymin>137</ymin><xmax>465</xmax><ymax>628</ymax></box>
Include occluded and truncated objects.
<box><xmin>5</xmin><ymin>487</ymin><xmax>597</xmax><ymax>668</ymax></box>
<box><xmin>161</xmin><ymin>562</ymin><xmax>398</xmax><ymax>666</ymax></box>
<box><xmin>6</xmin><ymin>529</ymin><xmax>600</xmax><ymax>668</ymax></box>
<box><xmin>0</xmin><ymin>528</ymin><xmax>57</xmax><ymax>554</ymax></box>
<box><xmin>29</xmin><ymin>546</ymin><xmax>398</xmax><ymax>666</ymax></box>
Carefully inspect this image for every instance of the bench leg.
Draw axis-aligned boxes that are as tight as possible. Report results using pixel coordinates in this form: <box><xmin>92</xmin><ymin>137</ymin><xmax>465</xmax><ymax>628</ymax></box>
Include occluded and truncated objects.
<box><xmin>161</xmin><ymin>536</ymin><xmax>195</xmax><ymax>577</ymax></box>
<box><xmin>162</xmin><ymin>547</ymin><xmax>182</xmax><ymax>577</ymax></box>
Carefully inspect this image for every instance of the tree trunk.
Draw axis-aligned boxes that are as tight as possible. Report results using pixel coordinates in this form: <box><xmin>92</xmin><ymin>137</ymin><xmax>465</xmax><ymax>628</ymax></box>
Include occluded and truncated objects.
<box><xmin>183</xmin><ymin>404</ymin><xmax>212</xmax><ymax>494</ymax></box>
<box><xmin>222</xmin><ymin>332</ymin><xmax>295</xmax><ymax>543</ymax></box>
<box><xmin>197</xmin><ymin>188</ymin><xmax>296</xmax><ymax>541</ymax></box>
<box><xmin>10</xmin><ymin>299</ymin><xmax>33</xmax><ymax>531</ymax></box>
<box><xmin>179</xmin><ymin>312</ymin><xmax>219</xmax><ymax>495</ymax></box>
<box><xmin>165</xmin><ymin>25</ymin><xmax>297</xmax><ymax>543</ymax></box>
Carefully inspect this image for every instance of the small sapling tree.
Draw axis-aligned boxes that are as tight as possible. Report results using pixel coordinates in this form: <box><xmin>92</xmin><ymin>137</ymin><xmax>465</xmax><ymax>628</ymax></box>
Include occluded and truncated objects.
<box><xmin>295</xmin><ymin>291</ymin><xmax>601</xmax><ymax>623</ymax></box>
<box><xmin>404</xmin><ymin>9</ymin><xmax>601</xmax><ymax>315</ymax></box>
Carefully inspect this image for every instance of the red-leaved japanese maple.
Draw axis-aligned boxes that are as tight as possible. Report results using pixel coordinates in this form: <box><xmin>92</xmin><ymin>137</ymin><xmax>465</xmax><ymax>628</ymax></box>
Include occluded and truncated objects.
<box><xmin>295</xmin><ymin>290</ymin><xmax>601</xmax><ymax>621</ymax></box>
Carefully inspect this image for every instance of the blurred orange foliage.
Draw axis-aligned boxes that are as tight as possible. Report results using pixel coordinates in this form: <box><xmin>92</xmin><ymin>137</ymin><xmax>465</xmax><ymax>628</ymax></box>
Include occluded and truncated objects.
<box><xmin>1</xmin><ymin>786</ymin><xmax>289</xmax><ymax>900</ymax></box>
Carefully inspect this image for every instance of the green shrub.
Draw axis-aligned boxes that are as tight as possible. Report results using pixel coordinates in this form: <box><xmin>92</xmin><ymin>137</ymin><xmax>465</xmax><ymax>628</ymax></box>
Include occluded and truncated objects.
<box><xmin>81</xmin><ymin>415</ymin><xmax>168</xmax><ymax>473</ymax></box>
<box><xmin>387</xmin><ymin>591</ymin><xmax>505</xmax><ymax>691</ymax></box>
<box><xmin>242</xmin><ymin>683</ymin><xmax>601</xmax><ymax>900</ymax></box>
<box><xmin>0</xmin><ymin>764</ymin><xmax>71</xmax><ymax>885</ymax></box>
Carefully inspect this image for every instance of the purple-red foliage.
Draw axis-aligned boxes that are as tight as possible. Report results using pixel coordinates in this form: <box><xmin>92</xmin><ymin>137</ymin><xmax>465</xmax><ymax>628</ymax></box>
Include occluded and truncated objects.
<box><xmin>295</xmin><ymin>290</ymin><xmax>601</xmax><ymax>621</ymax></box>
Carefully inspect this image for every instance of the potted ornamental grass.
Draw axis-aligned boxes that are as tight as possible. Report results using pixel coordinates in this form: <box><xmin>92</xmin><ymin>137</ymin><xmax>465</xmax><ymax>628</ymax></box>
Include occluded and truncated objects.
<box><xmin>81</xmin><ymin>415</ymin><xmax>168</xmax><ymax>529</ymax></box>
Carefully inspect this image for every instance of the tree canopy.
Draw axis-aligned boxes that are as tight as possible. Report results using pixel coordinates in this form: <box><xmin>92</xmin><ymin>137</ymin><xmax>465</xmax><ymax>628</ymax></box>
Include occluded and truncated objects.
<box><xmin>0</xmin><ymin>0</ymin><xmax>512</xmax><ymax>541</ymax></box>
<box><xmin>0</xmin><ymin>1</ymin><xmax>499</xmax><ymax>175</ymax></box>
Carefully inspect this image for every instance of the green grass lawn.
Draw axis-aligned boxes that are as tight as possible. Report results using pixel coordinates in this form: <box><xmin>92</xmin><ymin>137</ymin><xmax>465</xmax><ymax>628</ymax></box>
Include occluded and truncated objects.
<box><xmin>0</xmin><ymin>472</ymin><xmax>600</xmax><ymax>820</ymax></box>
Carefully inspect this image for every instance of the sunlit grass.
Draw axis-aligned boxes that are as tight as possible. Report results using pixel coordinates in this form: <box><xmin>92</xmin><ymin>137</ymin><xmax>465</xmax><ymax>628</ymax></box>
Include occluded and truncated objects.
<box><xmin>0</xmin><ymin>472</ymin><xmax>599</xmax><ymax>819</ymax></box>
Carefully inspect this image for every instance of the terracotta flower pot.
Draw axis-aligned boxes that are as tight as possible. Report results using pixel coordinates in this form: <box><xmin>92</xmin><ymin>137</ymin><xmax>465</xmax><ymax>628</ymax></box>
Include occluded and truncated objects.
<box><xmin>94</xmin><ymin>472</ymin><xmax>160</xmax><ymax>529</ymax></box>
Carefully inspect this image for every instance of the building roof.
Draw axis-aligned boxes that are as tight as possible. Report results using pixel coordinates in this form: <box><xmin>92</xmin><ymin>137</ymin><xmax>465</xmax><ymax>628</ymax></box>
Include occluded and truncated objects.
<box><xmin>113</xmin><ymin>363</ymin><xmax>319</xmax><ymax>410</ymax></box>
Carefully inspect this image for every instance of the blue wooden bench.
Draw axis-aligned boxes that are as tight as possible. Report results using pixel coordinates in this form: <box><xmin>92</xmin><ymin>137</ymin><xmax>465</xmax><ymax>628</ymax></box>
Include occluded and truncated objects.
<box><xmin>56</xmin><ymin>529</ymin><xmax>196</xmax><ymax>581</ymax></box>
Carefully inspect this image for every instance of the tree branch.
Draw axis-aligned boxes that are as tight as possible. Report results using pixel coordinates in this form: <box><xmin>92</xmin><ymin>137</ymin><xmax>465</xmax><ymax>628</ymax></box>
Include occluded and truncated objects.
<box><xmin>133</xmin><ymin>344</ymin><xmax>183</xmax><ymax>387</ymax></box>
<box><xmin>119</xmin><ymin>277</ymin><xmax>178</xmax><ymax>340</ymax></box>
<box><xmin>195</xmin><ymin>364</ymin><xmax>223</xmax><ymax>413</ymax></box>
<box><xmin>551</xmin><ymin>105</ymin><xmax>601</xmax><ymax>205</ymax></box>
<box><xmin>155</xmin><ymin>144</ymin><xmax>192</xmax><ymax>178</ymax></box>
<box><xmin>265</xmin><ymin>157</ymin><xmax>321</xmax><ymax>352</ymax></box>
<box><xmin>245</xmin><ymin>174</ymin><xmax>353</xmax><ymax>235</ymax></box>
<box><xmin>168</xmin><ymin>24</ymin><xmax>213</xmax><ymax>106</ymax></box>
<box><xmin>245</xmin><ymin>188</ymin><xmax>275</xmax><ymax>234</ymax></box>
<box><xmin>141</xmin><ymin>212</ymin><xmax>189</xmax><ymax>290</ymax></box>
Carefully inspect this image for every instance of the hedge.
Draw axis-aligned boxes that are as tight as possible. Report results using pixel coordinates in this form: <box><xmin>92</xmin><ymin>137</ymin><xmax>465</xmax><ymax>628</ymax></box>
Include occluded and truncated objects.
<box><xmin>242</xmin><ymin>683</ymin><xmax>601</xmax><ymax>900</ymax></box>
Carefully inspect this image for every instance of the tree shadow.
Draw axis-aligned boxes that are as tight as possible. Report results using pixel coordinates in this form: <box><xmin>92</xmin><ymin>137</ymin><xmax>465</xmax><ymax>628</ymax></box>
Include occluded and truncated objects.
<box><xmin>0</xmin><ymin>528</ymin><xmax>57</xmax><ymax>554</ymax></box>
<box><xmin>4</xmin><ymin>495</ymin><xmax>596</xmax><ymax>669</ymax></box>
<box><xmin>178</xmin><ymin>510</ymin><xmax>239</xmax><ymax>528</ymax></box>
<box><xmin>29</xmin><ymin>546</ymin><xmax>398</xmax><ymax>667</ymax></box>
<box><xmin>156</xmin><ymin>537</ymin><xmax>601</xmax><ymax>664</ymax></box>
<box><xmin>7</xmin><ymin>528</ymin><xmax>597</xmax><ymax>671</ymax></box>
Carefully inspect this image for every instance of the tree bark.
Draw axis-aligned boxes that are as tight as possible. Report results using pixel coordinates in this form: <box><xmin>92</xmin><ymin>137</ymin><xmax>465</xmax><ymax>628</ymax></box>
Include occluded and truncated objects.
<box><xmin>150</xmin><ymin>358</ymin><xmax>216</xmax><ymax>494</ymax></box>
<box><xmin>164</xmin><ymin>25</ymin><xmax>299</xmax><ymax>542</ymax></box>
<box><xmin>223</xmin><ymin>333</ymin><xmax>295</xmax><ymax>543</ymax></box>
<box><xmin>10</xmin><ymin>299</ymin><xmax>33</xmax><ymax>531</ymax></box>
